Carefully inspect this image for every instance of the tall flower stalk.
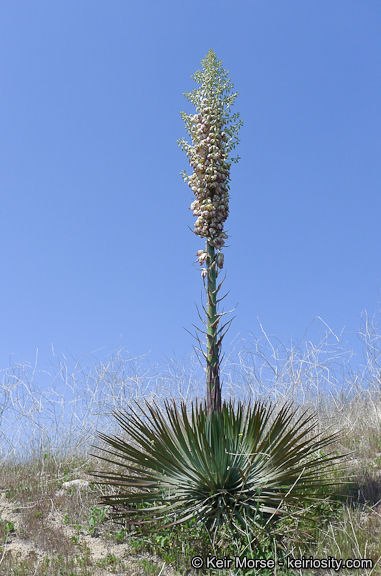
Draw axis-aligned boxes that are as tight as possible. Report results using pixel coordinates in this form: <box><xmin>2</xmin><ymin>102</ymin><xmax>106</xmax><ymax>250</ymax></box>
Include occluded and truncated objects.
<box><xmin>177</xmin><ymin>49</ymin><xmax>243</xmax><ymax>411</ymax></box>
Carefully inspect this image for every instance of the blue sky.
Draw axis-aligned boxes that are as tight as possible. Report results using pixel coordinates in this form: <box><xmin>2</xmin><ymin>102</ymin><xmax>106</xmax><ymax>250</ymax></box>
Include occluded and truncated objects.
<box><xmin>1</xmin><ymin>1</ymin><xmax>381</xmax><ymax>390</ymax></box>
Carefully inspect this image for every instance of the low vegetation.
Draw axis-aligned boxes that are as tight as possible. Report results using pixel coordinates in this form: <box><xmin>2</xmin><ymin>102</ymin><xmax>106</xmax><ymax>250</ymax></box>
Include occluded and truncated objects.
<box><xmin>0</xmin><ymin>312</ymin><xmax>381</xmax><ymax>574</ymax></box>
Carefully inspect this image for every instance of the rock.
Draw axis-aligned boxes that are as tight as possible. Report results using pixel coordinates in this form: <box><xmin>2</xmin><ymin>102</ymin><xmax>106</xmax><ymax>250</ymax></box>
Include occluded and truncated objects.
<box><xmin>61</xmin><ymin>479</ymin><xmax>89</xmax><ymax>491</ymax></box>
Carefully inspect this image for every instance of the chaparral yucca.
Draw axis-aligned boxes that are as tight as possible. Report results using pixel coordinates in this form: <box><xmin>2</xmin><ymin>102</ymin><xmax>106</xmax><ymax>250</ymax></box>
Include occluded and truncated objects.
<box><xmin>91</xmin><ymin>50</ymin><xmax>349</xmax><ymax>543</ymax></box>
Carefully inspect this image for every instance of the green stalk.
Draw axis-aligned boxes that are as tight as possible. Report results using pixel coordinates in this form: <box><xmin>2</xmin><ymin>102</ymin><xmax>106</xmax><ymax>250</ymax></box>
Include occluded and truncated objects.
<box><xmin>206</xmin><ymin>240</ymin><xmax>221</xmax><ymax>411</ymax></box>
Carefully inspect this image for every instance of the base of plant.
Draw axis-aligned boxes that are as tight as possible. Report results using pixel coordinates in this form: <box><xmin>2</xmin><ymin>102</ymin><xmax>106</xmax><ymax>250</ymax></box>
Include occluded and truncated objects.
<box><xmin>91</xmin><ymin>398</ymin><xmax>349</xmax><ymax>545</ymax></box>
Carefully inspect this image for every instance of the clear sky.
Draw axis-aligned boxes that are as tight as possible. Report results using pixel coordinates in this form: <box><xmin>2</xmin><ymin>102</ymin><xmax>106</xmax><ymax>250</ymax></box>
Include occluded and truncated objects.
<box><xmin>1</xmin><ymin>1</ymin><xmax>381</xmax><ymax>391</ymax></box>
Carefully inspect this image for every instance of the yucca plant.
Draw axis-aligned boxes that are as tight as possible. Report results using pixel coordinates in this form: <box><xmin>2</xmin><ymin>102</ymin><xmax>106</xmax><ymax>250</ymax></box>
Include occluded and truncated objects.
<box><xmin>91</xmin><ymin>50</ymin><xmax>350</xmax><ymax>545</ymax></box>
<box><xmin>91</xmin><ymin>400</ymin><xmax>348</xmax><ymax>537</ymax></box>
<box><xmin>177</xmin><ymin>48</ymin><xmax>243</xmax><ymax>411</ymax></box>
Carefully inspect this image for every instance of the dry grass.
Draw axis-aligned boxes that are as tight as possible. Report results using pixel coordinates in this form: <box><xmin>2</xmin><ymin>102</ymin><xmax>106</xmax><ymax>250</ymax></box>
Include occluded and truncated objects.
<box><xmin>1</xmin><ymin>309</ymin><xmax>381</xmax><ymax>574</ymax></box>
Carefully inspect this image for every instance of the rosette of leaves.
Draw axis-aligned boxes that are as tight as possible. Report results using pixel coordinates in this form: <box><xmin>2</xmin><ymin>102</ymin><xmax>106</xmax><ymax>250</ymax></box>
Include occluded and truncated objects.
<box><xmin>177</xmin><ymin>49</ymin><xmax>243</xmax><ymax>411</ymax></box>
<box><xmin>91</xmin><ymin>400</ymin><xmax>348</xmax><ymax>538</ymax></box>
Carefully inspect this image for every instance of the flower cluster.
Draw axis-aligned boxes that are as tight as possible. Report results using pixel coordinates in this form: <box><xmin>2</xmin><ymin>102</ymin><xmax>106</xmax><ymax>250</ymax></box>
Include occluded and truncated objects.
<box><xmin>183</xmin><ymin>97</ymin><xmax>231</xmax><ymax>267</ymax></box>
<box><xmin>178</xmin><ymin>50</ymin><xmax>242</xmax><ymax>273</ymax></box>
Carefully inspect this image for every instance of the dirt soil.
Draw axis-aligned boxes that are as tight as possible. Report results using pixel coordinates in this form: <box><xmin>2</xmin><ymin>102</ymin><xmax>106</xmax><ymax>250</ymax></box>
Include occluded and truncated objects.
<box><xmin>0</xmin><ymin>476</ymin><xmax>181</xmax><ymax>576</ymax></box>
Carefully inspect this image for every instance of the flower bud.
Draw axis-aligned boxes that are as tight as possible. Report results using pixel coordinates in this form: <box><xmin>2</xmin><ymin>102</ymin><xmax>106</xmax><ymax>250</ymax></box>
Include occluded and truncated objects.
<box><xmin>215</xmin><ymin>253</ymin><xmax>224</xmax><ymax>269</ymax></box>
